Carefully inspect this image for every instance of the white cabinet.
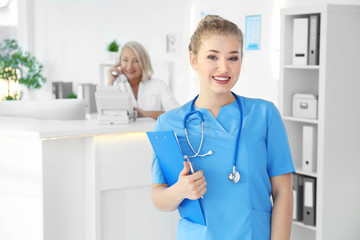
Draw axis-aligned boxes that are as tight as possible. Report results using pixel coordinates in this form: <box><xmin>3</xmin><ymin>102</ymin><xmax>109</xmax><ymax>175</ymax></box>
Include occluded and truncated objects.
<box><xmin>0</xmin><ymin>117</ymin><xmax>178</xmax><ymax>240</ymax></box>
<box><xmin>280</xmin><ymin>4</ymin><xmax>360</xmax><ymax>240</ymax></box>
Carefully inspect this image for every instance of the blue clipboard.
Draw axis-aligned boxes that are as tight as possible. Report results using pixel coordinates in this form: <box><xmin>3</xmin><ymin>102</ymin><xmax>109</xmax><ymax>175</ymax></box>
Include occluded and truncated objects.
<box><xmin>147</xmin><ymin>130</ymin><xmax>206</xmax><ymax>226</ymax></box>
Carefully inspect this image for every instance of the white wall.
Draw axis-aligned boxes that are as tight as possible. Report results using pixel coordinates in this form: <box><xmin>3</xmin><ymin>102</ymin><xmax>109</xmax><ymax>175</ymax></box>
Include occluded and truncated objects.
<box><xmin>14</xmin><ymin>0</ymin><xmax>360</xmax><ymax>104</ymax></box>
<box><xmin>18</xmin><ymin>0</ymin><xmax>193</xmax><ymax>103</ymax></box>
<box><xmin>188</xmin><ymin>0</ymin><xmax>284</xmax><ymax>104</ymax></box>
<box><xmin>0</xmin><ymin>0</ymin><xmax>18</xmax><ymax>47</ymax></box>
<box><xmin>18</xmin><ymin>0</ymin><xmax>283</xmax><ymax>104</ymax></box>
<box><xmin>0</xmin><ymin>0</ymin><xmax>17</xmax><ymax>26</ymax></box>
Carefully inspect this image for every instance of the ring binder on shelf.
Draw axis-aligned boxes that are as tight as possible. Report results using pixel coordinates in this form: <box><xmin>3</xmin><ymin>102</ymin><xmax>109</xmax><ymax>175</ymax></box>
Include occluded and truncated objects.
<box><xmin>303</xmin><ymin>176</ymin><xmax>316</xmax><ymax>226</ymax></box>
<box><xmin>292</xmin><ymin>173</ymin><xmax>304</xmax><ymax>221</ymax></box>
<box><xmin>302</xmin><ymin>126</ymin><xmax>317</xmax><ymax>172</ymax></box>
<box><xmin>308</xmin><ymin>14</ymin><xmax>320</xmax><ymax>65</ymax></box>
<box><xmin>293</xmin><ymin>18</ymin><xmax>309</xmax><ymax>65</ymax></box>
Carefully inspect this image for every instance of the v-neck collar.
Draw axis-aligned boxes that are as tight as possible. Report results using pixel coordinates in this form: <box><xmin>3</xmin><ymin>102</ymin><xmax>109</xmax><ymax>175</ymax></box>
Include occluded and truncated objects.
<box><xmin>129</xmin><ymin>81</ymin><xmax>141</xmax><ymax>107</ymax></box>
<box><xmin>194</xmin><ymin>99</ymin><xmax>241</xmax><ymax>135</ymax></box>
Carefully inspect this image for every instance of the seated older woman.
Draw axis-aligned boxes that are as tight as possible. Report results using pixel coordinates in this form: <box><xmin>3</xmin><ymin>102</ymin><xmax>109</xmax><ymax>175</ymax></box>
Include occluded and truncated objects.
<box><xmin>108</xmin><ymin>41</ymin><xmax>179</xmax><ymax>119</ymax></box>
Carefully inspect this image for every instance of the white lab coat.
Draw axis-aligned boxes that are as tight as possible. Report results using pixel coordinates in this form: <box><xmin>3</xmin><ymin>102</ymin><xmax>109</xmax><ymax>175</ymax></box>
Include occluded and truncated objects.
<box><xmin>115</xmin><ymin>77</ymin><xmax>179</xmax><ymax>111</ymax></box>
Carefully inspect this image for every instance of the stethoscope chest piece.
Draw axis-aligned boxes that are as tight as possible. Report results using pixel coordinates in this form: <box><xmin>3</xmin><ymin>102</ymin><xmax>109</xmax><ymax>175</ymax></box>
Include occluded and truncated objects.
<box><xmin>228</xmin><ymin>168</ymin><xmax>240</xmax><ymax>183</ymax></box>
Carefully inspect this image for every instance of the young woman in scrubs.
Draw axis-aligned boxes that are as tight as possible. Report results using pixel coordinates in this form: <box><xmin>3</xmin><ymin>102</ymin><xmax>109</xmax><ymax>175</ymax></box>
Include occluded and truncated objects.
<box><xmin>151</xmin><ymin>15</ymin><xmax>295</xmax><ymax>240</ymax></box>
<box><xmin>108</xmin><ymin>41</ymin><xmax>179</xmax><ymax>119</ymax></box>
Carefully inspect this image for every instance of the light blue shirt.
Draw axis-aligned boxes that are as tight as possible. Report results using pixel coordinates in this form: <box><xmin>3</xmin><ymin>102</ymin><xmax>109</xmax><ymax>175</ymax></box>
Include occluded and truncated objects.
<box><xmin>151</xmin><ymin>95</ymin><xmax>295</xmax><ymax>240</ymax></box>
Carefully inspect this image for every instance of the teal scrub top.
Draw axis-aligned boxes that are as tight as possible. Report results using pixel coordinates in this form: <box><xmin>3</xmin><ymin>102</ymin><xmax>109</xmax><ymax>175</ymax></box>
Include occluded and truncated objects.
<box><xmin>151</xmin><ymin>95</ymin><xmax>295</xmax><ymax>240</ymax></box>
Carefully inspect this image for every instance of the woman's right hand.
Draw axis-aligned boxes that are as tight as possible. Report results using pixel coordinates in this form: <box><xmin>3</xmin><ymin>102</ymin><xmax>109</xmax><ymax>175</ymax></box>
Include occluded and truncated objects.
<box><xmin>107</xmin><ymin>62</ymin><xmax>123</xmax><ymax>85</ymax></box>
<box><xmin>151</xmin><ymin>161</ymin><xmax>207</xmax><ymax>211</ymax></box>
<box><xmin>175</xmin><ymin>161</ymin><xmax>207</xmax><ymax>200</ymax></box>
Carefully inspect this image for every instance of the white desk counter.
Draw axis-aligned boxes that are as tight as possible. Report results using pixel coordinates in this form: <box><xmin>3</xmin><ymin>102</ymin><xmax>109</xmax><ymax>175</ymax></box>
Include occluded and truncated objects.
<box><xmin>0</xmin><ymin>116</ymin><xmax>156</xmax><ymax>138</ymax></box>
<box><xmin>0</xmin><ymin>117</ymin><xmax>178</xmax><ymax>240</ymax></box>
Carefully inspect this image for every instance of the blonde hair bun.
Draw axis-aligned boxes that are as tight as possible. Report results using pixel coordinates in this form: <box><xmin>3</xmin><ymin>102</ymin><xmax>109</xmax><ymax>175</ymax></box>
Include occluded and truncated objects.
<box><xmin>189</xmin><ymin>15</ymin><xmax>243</xmax><ymax>56</ymax></box>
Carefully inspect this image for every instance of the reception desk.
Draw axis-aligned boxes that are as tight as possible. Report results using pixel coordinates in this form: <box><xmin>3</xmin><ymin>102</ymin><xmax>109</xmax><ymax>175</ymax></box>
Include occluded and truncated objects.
<box><xmin>0</xmin><ymin>117</ymin><xmax>178</xmax><ymax>240</ymax></box>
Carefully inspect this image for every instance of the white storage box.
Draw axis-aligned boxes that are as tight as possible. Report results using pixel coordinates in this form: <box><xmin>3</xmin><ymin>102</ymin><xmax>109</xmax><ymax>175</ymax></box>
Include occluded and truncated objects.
<box><xmin>292</xmin><ymin>94</ymin><xmax>318</xmax><ymax>119</ymax></box>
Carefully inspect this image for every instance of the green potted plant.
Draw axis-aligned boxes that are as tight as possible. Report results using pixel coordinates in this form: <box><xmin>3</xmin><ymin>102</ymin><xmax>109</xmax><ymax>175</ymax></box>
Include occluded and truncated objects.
<box><xmin>0</xmin><ymin>39</ymin><xmax>46</xmax><ymax>100</ymax></box>
<box><xmin>107</xmin><ymin>40</ymin><xmax>120</xmax><ymax>63</ymax></box>
<box><xmin>66</xmin><ymin>93</ymin><xmax>77</xmax><ymax>99</ymax></box>
<box><xmin>107</xmin><ymin>40</ymin><xmax>120</xmax><ymax>52</ymax></box>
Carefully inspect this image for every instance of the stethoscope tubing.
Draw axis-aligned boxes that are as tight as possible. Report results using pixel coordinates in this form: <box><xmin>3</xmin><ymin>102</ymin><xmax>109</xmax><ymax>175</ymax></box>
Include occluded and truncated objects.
<box><xmin>231</xmin><ymin>95</ymin><xmax>243</xmax><ymax>167</ymax></box>
<box><xmin>184</xmin><ymin>120</ymin><xmax>204</xmax><ymax>158</ymax></box>
<box><xmin>186</xmin><ymin>92</ymin><xmax>243</xmax><ymax>169</ymax></box>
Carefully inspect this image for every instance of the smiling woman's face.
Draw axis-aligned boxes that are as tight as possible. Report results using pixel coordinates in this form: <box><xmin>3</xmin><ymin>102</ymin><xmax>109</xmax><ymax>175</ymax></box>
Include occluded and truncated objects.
<box><xmin>190</xmin><ymin>34</ymin><xmax>242</xmax><ymax>96</ymax></box>
<box><xmin>120</xmin><ymin>47</ymin><xmax>142</xmax><ymax>81</ymax></box>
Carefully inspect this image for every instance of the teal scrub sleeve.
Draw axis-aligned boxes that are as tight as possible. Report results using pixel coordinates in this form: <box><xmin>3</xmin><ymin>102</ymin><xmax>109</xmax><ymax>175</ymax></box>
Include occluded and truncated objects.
<box><xmin>266</xmin><ymin>104</ymin><xmax>295</xmax><ymax>177</ymax></box>
<box><xmin>150</xmin><ymin>116</ymin><xmax>167</xmax><ymax>184</ymax></box>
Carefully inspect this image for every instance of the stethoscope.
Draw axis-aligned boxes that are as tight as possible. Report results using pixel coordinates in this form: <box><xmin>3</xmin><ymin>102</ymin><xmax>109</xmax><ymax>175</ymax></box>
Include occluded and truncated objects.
<box><xmin>183</xmin><ymin>92</ymin><xmax>243</xmax><ymax>183</ymax></box>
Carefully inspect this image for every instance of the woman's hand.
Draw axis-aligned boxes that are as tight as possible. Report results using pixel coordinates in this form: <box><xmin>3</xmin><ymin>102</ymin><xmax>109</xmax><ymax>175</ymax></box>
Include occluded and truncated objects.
<box><xmin>151</xmin><ymin>161</ymin><xmax>207</xmax><ymax>212</ymax></box>
<box><xmin>107</xmin><ymin>63</ymin><xmax>123</xmax><ymax>85</ymax></box>
<box><xmin>134</xmin><ymin>107</ymin><xmax>146</xmax><ymax>117</ymax></box>
<box><xmin>175</xmin><ymin>161</ymin><xmax>207</xmax><ymax>200</ymax></box>
<box><xmin>134</xmin><ymin>107</ymin><xmax>165</xmax><ymax>120</ymax></box>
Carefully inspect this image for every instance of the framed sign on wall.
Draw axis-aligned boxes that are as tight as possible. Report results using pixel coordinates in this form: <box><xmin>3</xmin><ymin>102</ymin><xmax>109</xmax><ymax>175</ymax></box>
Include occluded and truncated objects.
<box><xmin>245</xmin><ymin>15</ymin><xmax>261</xmax><ymax>50</ymax></box>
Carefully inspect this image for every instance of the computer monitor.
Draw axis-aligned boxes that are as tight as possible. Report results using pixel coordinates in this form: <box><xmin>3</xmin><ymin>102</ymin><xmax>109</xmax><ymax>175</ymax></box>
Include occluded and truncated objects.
<box><xmin>95</xmin><ymin>85</ymin><xmax>136</xmax><ymax>124</ymax></box>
